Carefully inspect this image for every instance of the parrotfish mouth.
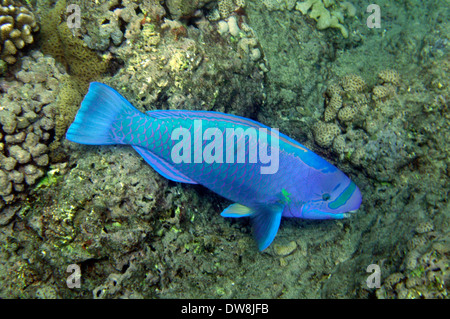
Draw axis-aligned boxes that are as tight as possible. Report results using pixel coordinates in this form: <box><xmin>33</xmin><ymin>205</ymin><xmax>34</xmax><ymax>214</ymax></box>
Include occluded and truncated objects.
<box><xmin>343</xmin><ymin>209</ymin><xmax>359</xmax><ymax>218</ymax></box>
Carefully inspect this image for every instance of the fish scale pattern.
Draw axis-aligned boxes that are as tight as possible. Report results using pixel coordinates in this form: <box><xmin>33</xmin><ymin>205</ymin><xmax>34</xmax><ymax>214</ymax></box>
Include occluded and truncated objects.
<box><xmin>115</xmin><ymin>111</ymin><xmax>318</xmax><ymax>214</ymax></box>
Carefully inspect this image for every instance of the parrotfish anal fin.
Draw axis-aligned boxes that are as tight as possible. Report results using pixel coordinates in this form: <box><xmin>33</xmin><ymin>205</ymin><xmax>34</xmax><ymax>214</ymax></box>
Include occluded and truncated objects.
<box><xmin>132</xmin><ymin>145</ymin><xmax>198</xmax><ymax>184</ymax></box>
<box><xmin>221</xmin><ymin>203</ymin><xmax>283</xmax><ymax>251</ymax></box>
<box><xmin>221</xmin><ymin>203</ymin><xmax>255</xmax><ymax>218</ymax></box>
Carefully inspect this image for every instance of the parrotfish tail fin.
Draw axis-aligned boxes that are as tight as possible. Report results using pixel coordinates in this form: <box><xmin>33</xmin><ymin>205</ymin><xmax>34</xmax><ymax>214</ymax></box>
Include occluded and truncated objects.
<box><xmin>221</xmin><ymin>203</ymin><xmax>284</xmax><ymax>251</ymax></box>
<box><xmin>66</xmin><ymin>82</ymin><xmax>140</xmax><ymax>145</ymax></box>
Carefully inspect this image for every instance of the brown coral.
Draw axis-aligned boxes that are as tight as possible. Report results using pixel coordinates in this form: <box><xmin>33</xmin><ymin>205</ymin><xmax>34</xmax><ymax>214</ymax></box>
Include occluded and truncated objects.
<box><xmin>328</xmin><ymin>94</ymin><xmax>343</xmax><ymax>110</ymax></box>
<box><xmin>38</xmin><ymin>0</ymin><xmax>109</xmax><ymax>149</ymax></box>
<box><xmin>323</xmin><ymin>89</ymin><xmax>343</xmax><ymax>122</ymax></box>
<box><xmin>40</xmin><ymin>0</ymin><xmax>108</xmax><ymax>86</ymax></box>
<box><xmin>372</xmin><ymin>84</ymin><xmax>396</xmax><ymax>100</ymax></box>
<box><xmin>218</xmin><ymin>0</ymin><xmax>245</xmax><ymax>18</ymax></box>
<box><xmin>0</xmin><ymin>51</ymin><xmax>64</xmax><ymax>205</ymax></box>
<box><xmin>0</xmin><ymin>0</ymin><xmax>39</xmax><ymax>64</ymax></box>
<box><xmin>324</xmin><ymin>105</ymin><xmax>337</xmax><ymax>122</ymax></box>
<box><xmin>337</xmin><ymin>105</ymin><xmax>357</xmax><ymax>122</ymax></box>
<box><xmin>340</xmin><ymin>74</ymin><xmax>367</xmax><ymax>93</ymax></box>
<box><xmin>326</xmin><ymin>82</ymin><xmax>344</xmax><ymax>97</ymax></box>
<box><xmin>378</xmin><ymin>69</ymin><xmax>400</xmax><ymax>86</ymax></box>
<box><xmin>313</xmin><ymin>121</ymin><xmax>341</xmax><ymax>148</ymax></box>
<box><xmin>415</xmin><ymin>221</ymin><xmax>434</xmax><ymax>234</ymax></box>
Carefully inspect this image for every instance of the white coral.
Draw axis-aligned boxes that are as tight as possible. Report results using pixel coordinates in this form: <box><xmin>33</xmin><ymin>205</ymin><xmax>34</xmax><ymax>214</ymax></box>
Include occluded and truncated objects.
<box><xmin>295</xmin><ymin>0</ymin><xmax>351</xmax><ymax>38</ymax></box>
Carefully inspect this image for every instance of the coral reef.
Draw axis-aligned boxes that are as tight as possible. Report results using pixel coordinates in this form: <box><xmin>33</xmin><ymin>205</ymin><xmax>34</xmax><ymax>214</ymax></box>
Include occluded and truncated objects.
<box><xmin>49</xmin><ymin>76</ymin><xmax>84</xmax><ymax>162</ymax></box>
<box><xmin>372</xmin><ymin>69</ymin><xmax>401</xmax><ymax>102</ymax></box>
<box><xmin>208</xmin><ymin>3</ymin><xmax>268</xmax><ymax>73</ymax></box>
<box><xmin>295</xmin><ymin>0</ymin><xmax>356</xmax><ymax>38</ymax></box>
<box><xmin>377</xmin><ymin>226</ymin><xmax>449</xmax><ymax>299</ymax></box>
<box><xmin>0</xmin><ymin>51</ymin><xmax>64</xmax><ymax>207</ymax></box>
<box><xmin>66</xmin><ymin>0</ymin><xmax>166</xmax><ymax>51</ymax></box>
<box><xmin>0</xmin><ymin>139</ymin><xmax>367</xmax><ymax>298</ymax></box>
<box><xmin>217</xmin><ymin>0</ymin><xmax>245</xmax><ymax>18</ymax></box>
<box><xmin>104</xmin><ymin>6</ymin><xmax>265</xmax><ymax>117</ymax></box>
<box><xmin>66</xmin><ymin>0</ymin><xmax>243</xmax><ymax>52</ymax></box>
<box><xmin>312</xmin><ymin>121</ymin><xmax>340</xmax><ymax>148</ymax></box>
<box><xmin>0</xmin><ymin>0</ymin><xmax>39</xmax><ymax>64</ymax></box>
<box><xmin>39</xmin><ymin>0</ymin><xmax>108</xmax><ymax>85</ymax></box>
<box><xmin>261</xmin><ymin>0</ymin><xmax>297</xmax><ymax>12</ymax></box>
<box><xmin>37</xmin><ymin>0</ymin><xmax>110</xmax><ymax>156</ymax></box>
<box><xmin>0</xmin><ymin>0</ymin><xmax>449</xmax><ymax>300</ymax></box>
<box><xmin>165</xmin><ymin>0</ymin><xmax>216</xmax><ymax>20</ymax></box>
<box><xmin>311</xmin><ymin>69</ymin><xmax>420</xmax><ymax>181</ymax></box>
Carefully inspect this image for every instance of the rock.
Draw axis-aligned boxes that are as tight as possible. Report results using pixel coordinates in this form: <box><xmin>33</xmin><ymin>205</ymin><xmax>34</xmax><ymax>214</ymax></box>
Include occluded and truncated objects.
<box><xmin>273</xmin><ymin>241</ymin><xmax>297</xmax><ymax>256</ymax></box>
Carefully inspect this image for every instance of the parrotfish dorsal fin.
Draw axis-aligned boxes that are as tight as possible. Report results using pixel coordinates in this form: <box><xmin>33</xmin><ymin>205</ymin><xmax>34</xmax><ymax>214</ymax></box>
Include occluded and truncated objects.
<box><xmin>132</xmin><ymin>145</ymin><xmax>198</xmax><ymax>184</ymax></box>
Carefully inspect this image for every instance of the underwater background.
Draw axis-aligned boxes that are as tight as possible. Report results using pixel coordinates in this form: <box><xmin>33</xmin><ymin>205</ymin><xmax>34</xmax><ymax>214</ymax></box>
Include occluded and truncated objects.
<box><xmin>0</xmin><ymin>0</ymin><xmax>448</xmax><ymax>298</ymax></box>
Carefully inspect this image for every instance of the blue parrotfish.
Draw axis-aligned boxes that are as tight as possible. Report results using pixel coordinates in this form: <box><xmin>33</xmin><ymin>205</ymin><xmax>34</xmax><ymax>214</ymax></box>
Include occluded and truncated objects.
<box><xmin>66</xmin><ymin>82</ymin><xmax>362</xmax><ymax>251</ymax></box>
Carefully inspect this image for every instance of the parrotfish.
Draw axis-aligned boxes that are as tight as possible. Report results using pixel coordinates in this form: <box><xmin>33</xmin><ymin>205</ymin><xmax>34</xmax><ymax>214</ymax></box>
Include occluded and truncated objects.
<box><xmin>66</xmin><ymin>82</ymin><xmax>362</xmax><ymax>251</ymax></box>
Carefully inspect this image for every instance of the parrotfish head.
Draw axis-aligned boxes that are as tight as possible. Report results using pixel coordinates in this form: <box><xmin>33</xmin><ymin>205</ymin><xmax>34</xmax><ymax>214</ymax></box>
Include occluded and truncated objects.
<box><xmin>301</xmin><ymin>170</ymin><xmax>362</xmax><ymax>219</ymax></box>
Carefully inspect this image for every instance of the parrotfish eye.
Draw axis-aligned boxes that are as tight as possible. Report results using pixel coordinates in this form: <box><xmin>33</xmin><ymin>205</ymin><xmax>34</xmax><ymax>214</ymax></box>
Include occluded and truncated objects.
<box><xmin>322</xmin><ymin>193</ymin><xmax>331</xmax><ymax>201</ymax></box>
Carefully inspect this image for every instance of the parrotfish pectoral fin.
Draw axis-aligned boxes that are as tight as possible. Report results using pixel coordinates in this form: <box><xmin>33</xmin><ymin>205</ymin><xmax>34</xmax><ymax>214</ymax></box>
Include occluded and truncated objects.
<box><xmin>251</xmin><ymin>204</ymin><xmax>284</xmax><ymax>251</ymax></box>
<box><xmin>132</xmin><ymin>145</ymin><xmax>198</xmax><ymax>184</ymax></box>
<box><xmin>66</xmin><ymin>82</ymin><xmax>139</xmax><ymax>145</ymax></box>
<box><xmin>220</xmin><ymin>203</ymin><xmax>255</xmax><ymax>218</ymax></box>
<box><xmin>222</xmin><ymin>203</ymin><xmax>284</xmax><ymax>251</ymax></box>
